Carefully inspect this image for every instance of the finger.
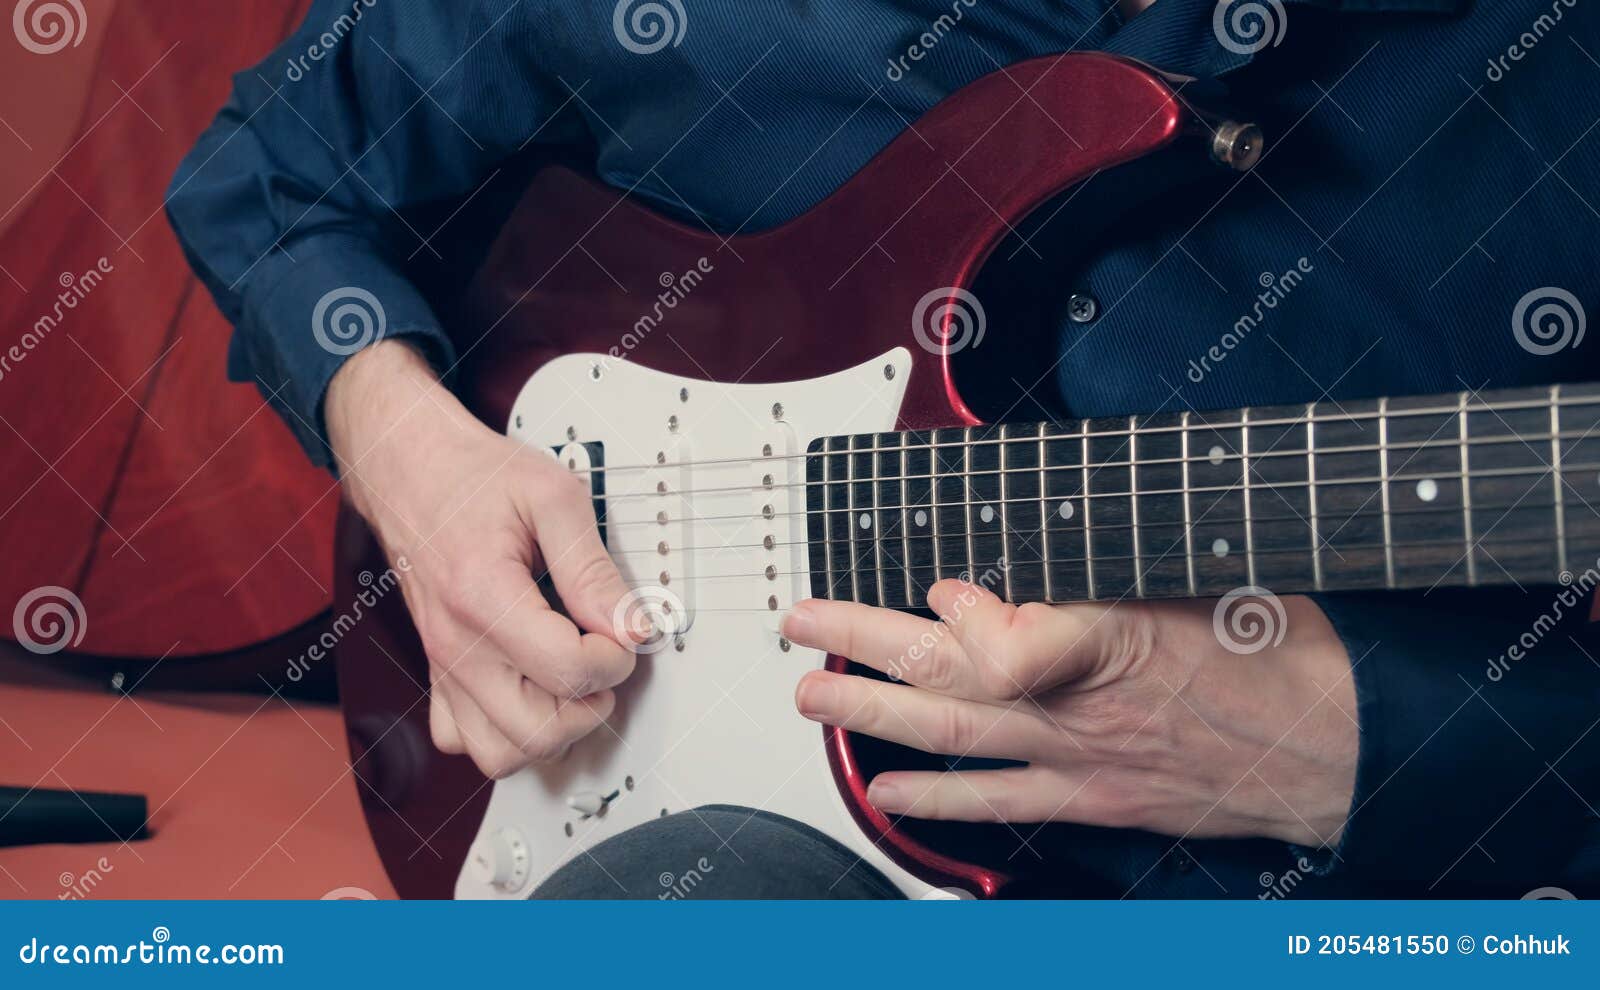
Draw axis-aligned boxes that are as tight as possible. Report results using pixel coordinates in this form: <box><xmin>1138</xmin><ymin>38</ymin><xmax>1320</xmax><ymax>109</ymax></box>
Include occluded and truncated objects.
<box><xmin>525</xmin><ymin>472</ymin><xmax>635</xmax><ymax>642</ymax></box>
<box><xmin>927</xmin><ymin>579</ymin><xmax>1115</xmax><ymax>695</ymax></box>
<box><xmin>468</xmin><ymin>558</ymin><xmax>637</xmax><ymax>698</ymax></box>
<box><xmin>429</xmin><ymin>684</ymin><xmax>465</xmax><ymax>755</ymax></box>
<box><xmin>437</xmin><ymin>681</ymin><xmax>529</xmax><ymax>779</ymax></box>
<box><xmin>795</xmin><ymin>670</ymin><xmax>1055</xmax><ymax>761</ymax></box>
<box><xmin>782</xmin><ymin>599</ymin><xmax>987</xmax><ymax>697</ymax></box>
<box><xmin>865</xmin><ymin>767</ymin><xmax>1051</xmax><ymax>823</ymax></box>
<box><xmin>467</xmin><ymin>662</ymin><xmax>616</xmax><ymax>765</ymax></box>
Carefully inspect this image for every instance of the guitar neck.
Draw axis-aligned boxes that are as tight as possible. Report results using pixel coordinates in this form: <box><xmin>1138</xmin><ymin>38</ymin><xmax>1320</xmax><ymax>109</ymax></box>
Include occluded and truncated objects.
<box><xmin>804</xmin><ymin>383</ymin><xmax>1600</xmax><ymax>607</ymax></box>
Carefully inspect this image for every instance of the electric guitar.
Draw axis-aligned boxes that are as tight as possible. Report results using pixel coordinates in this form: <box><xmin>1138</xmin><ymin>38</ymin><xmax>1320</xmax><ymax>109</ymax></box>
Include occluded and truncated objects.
<box><xmin>335</xmin><ymin>53</ymin><xmax>1597</xmax><ymax>899</ymax></box>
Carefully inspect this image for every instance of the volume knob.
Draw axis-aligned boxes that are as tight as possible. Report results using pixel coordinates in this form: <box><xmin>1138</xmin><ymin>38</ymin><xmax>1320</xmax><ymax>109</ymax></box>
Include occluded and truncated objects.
<box><xmin>467</xmin><ymin>827</ymin><xmax>531</xmax><ymax>893</ymax></box>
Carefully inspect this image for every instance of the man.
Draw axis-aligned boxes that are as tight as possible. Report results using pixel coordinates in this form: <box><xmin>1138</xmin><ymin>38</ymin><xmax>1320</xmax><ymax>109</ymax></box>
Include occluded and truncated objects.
<box><xmin>169</xmin><ymin>0</ymin><xmax>1600</xmax><ymax>897</ymax></box>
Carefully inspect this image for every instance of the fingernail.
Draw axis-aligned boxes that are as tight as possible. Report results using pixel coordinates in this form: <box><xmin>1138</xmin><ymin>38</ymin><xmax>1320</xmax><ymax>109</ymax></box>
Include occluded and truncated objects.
<box><xmin>796</xmin><ymin>674</ymin><xmax>836</xmax><ymax>720</ymax></box>
<box><xmin>866</xmin><ymin>777</ymin><xmax>904</xmax><ymax>810</ymax></box>
<box><xmin>781</xmin><ymin>603</ymin><xmax>816</xmax><ymax>645</ymax></box>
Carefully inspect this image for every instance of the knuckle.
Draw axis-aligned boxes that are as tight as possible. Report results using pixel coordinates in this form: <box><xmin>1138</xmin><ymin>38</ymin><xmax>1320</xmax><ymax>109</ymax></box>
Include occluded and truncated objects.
<box><xmin>936</xmin><ymin>703</ymin><xmax>979</xmax><ymax>754</ymax></box>
<box><xmin>915</xmin><ymin>635</ymin><xmax>960</xmax><ymax>691</ymax></box>
<box><xmin>977</xmin><ymin>655</ymin><xmax>1025</xmax><ymax>701</ymax></box>
<box><xmin>519</xmin><ymin>730</ymin><xmax>568</xmax><ymax>766</ymax></box>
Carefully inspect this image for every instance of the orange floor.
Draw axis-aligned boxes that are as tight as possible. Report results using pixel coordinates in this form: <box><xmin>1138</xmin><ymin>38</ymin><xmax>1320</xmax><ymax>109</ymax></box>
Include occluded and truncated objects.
<box><xmin>0</xmin><ymin>646</ymin><xmax>395</xmax><ymax>900</ymax></box>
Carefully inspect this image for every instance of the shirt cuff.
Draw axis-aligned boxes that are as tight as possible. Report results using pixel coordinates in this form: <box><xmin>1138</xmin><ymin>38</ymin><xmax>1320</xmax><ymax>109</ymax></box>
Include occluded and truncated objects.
<box><xmin>229</xmin><ymin>234</ymin><xmax>457</xmax><ymax>469</ymax></box>
<box><xmin>1310</xmin><ymin>588</ymin><xmax>1600</xmax><ymax>894</ymax></box>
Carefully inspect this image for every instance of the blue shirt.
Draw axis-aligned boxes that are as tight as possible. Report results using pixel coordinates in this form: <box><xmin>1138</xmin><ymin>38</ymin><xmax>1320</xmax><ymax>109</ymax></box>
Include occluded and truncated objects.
<box><xmin>169</xmin><ymin>0</ymin><xmax>1600</xmax><ymax>897</ymax></box>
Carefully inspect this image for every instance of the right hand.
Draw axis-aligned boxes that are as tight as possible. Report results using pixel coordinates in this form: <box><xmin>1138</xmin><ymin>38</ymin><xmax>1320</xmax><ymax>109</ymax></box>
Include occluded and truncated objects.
<box><xmin>327</xmin><ymin>341</ymin><xmax>639</xmax><ymax>778</ymax></box>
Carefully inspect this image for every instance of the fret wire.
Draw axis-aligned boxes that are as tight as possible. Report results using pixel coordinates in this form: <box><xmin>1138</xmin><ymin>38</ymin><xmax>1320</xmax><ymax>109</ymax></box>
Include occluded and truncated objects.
<box><xmin>822</xmin><ymin>439</ymin><xmax>835</xmax><ymax>600</ymax></box>
<box><xmin>1038</xmin><ymin>422</ymin><xmax>1054</xmax><ymax>604</ymax></box>
<box><xmin>871</xmin><ymin>433</ymin><xmax>886</xmax><ymax>608</ymax></box>
<box><xmin>846</xmin><ymin>435</ymin><xmax>861</xmax><ymax>604</ymax></box>
<box><xmin>1378</xmin><ymin>397</ymin><xmax>1396</xmax><ymax>590</ymax></box>
<box><xmin>1459</xmin><ymin>392</ymin><xmax>1476</xmax><ymax>586</ymax></box>
<box><xmin>1180</xmin><ymin>411</ymin><xmax>1196</xmax><ymax>597</ymax></box>
<box><xmin>1306</xmin><ymin>402</ymin><xmax>1323</xmax><ymax>592</ymax></box>
<box><xmin>1552</xmin><ymin>384</ymin><xmax>1568</xmax><ymax>576</ymax></box>
<box><xmin>900</xmin><ymin>435</ymin><xmax>913</xmax><ymax>607</ymax></box>
<box><xmin>1081</xmin><ymin>419</ymin><xmax>1096</xmax><ymax>600</ymax></box>
<box><xmin>1129</xmin><ymin>415</ymin><xmax>1145</xmax><ymax>598</ymax></box>
<box><xmin>999</xmin><ymin>424</ymin><xmax>1015</xmax><ymax>602</ymax></box>
<box><xmin>1242</xmin><ymin>408</ymin><xmax>1257</xmax><ymax>587</ymax></box>
<box><xmin>962</xmin><ymin>427</ymin><xmax>977</xmax><ymax>580</ymax></box>
<box><xmin>930</xmin><ymin>434</ymin><xmax>944</xmax><ymax>585</ymax></box>
<box><xmin>586</xmin><ymin>392</ymin><xmax>1600</xmax><ymax>477</ymax></box>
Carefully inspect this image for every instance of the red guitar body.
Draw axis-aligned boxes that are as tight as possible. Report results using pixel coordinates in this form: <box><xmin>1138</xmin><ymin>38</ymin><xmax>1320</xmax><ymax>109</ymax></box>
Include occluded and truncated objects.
<box><xmin>338</xmin><ymin>53</ymin><xmax>1235</xmax><ymax>897</ymax></box>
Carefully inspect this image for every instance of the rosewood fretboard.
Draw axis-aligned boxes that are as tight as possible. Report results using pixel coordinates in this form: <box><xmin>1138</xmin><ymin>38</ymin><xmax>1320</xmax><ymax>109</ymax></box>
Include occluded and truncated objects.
<box><xmin>804</xmin><ymin>383</ymin><xmax>1600</xmax><ymax>607</ymax></box>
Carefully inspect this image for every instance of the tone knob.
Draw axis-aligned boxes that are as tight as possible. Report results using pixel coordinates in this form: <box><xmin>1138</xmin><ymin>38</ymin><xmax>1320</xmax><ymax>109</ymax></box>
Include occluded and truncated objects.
<box><xmin>467</xmin><ymin>827</ymin><xmax>531</xmax><ymax>893</ymax></box>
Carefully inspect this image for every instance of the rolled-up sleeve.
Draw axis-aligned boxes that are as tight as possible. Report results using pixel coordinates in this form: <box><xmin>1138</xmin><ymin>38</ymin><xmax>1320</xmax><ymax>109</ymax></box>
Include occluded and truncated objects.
<box><xmin>1313</xmin><ymin>588</ymin><xmax>1600</xmax><ymax>896</ymax></box>
<box><xmin>167</xmin><ymin>0</ymin><xmax>584</xmax><ymax>466</ymax></box>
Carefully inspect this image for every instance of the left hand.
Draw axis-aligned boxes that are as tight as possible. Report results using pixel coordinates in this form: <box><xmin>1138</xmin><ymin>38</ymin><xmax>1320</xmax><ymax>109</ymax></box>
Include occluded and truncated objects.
<box><xmin>782</xmin><ymin>580</ymin><xmax>1359</xmax><ymax>848</ymax></box>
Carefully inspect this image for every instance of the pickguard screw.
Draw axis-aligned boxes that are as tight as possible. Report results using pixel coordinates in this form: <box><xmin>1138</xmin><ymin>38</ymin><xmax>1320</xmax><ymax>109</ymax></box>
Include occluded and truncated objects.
<box><xmin>679</xmin><ymin>387</ymin><xmax>689</xmax><ymax>402</ymax></box>
<box><xmin>590</xmin><ymin>364</ymin><xmax>602</xmax><ymax>380</ymax></box>
<box><xmin>625</xmin><ymin>776</ymin><xmax>635</xmax><ymax>791</ymax></box>
<box><xmin>772</xmin><ymin>403</ymin><xmax>784</xmax><ymax>421</ymax></box>
<box><xmin>514</xmin><ymin>415</ymin><xmax>523</xmax><ymax>429</ymax></box>
<box><xmin>564</xmin><ymin>822</ymin><xmax>574</xmax><ymax>837</ymax></box>
<box><xmin>779</xmin><ymin>638</ymin><xmax>791</xmax><ymax>653</ymax></box>
<box><xmin>884</xmin><ymin>364</ymin><xmax>896</xmax><ymax>380</ymax></box>
<box><xmin>668</xmin><ymin>415</ymin><xmax>679</xmax><ymax>432</ymax></box>
<box><xmin>673</xmin><ymin>639</ymin><xmax>685</xmax><ymax>654</ymax></box>
<box><xmin>567</xmin><ymin>426</ymin><xmax>578</xmax><ymax>441</ymax></box>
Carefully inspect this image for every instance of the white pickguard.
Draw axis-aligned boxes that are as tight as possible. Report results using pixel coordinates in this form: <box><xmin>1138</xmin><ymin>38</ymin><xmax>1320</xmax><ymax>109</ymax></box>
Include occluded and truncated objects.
<box><xmin>454</xmin><ymin>346</ymin><xmax>956</xmax><ymax>900</ymax></box>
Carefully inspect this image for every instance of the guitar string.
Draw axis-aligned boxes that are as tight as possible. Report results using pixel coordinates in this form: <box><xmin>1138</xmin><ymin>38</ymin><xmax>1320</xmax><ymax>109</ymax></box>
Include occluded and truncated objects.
<box><xmin>595</xmin><ymin>457</ymin><xmax>1600</xmax><ymax>529</ymax></box>
<box><xmin>579</xmin><ymin>425</ymin><xmax>1600</xmax><ymax>505</ymax></box>
<box><xmin>539</xmin><ymin>390</ymin><xmax>1599</xmax><ymax>479</ymax></box>
<box><xmin>596</xmin><ymin>493</ymin><xmax>1576</xmax><ymax>560</ymax></box>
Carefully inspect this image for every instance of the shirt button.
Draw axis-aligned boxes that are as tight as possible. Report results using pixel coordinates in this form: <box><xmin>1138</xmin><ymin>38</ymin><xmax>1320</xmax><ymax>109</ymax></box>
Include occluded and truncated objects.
<box><xmin>1067</xmin><ymin>293</ymin><xmax>1098</xmax><ymax>323</ymax></box>
<box><xmin>1172</xmin><ymin>851</ymin><xmax>1194</xmax><ymax>873</ymax></box>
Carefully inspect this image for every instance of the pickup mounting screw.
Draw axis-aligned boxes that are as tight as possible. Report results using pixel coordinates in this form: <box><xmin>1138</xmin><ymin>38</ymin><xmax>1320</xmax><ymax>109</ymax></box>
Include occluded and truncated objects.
<box><xmin>567</xmin><ymin>426</ymin><xmax>577</xmax><ymax>441</ymax></box>
<box><xmin>767</xmin><ymin>595</ymin><xmax>779</xmax><ymax>611</ymax></box>
<box><xmin>668</xmin><ymin>415</ymin><xmax>679</xmax><ymax>432</ymax></box>
<box><xmin>772</xmin><ymin>403</ymin><xmax>784</xmax><ymax>421</ymax></box>
<box><xmin>765</xmin><ymin>565</ymin><xmax>777</xmax><ymax>580</ymax></box>
<box><xmin>762</xmin><ymin>443</ymin><xmax>773</xmax><ymax>457</ymax></box>
<box><xmin>763</xmin><ymin>535</ymin><xmax>775</xmax><ymax>550</ymax></box>
<box><xmin>884</xmin><ymin>364</ymin><xmax>895</xmax><ymax>380</ymax></box>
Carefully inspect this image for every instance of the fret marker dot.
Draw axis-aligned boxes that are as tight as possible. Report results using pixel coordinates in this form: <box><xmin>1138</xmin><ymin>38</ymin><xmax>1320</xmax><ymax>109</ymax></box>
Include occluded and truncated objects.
<box><xmin>859</xmin><ymin>513</ymin><xmax>872</xmax><ymax>530</ymax></box>
<box><xmin>1212</xmin><ymin>538</ymin><xmax>1230</xmax><ymax>558</ymax></box>
<box><xmin>1416</xmin><ymin>478</ymin><xmax>1439</xmax><ymax>503</ymax></box>
<box><xmin>1058</xmin><ymin>500</ymin><xmax>1075</xmax><ymax>520</ymax></box>
<box><xmin>914</xmin><ymin>510</ymin><xmax>928</xmax><ymax>528</ymax></box>
<box><xmin>1209</xmin><ymin>445</ymin><xmax>1225</xmax><ymax>466</ymax></box>
<box><xmin>980</xmin><ymin>505</ymin><xmax>995</xmax><ymax>524</ymax></box>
